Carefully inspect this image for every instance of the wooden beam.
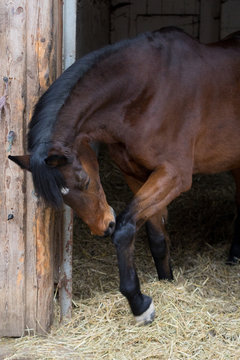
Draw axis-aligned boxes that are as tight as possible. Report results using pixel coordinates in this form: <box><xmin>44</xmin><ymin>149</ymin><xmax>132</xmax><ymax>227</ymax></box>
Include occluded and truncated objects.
<box><xmin>200</xmin><ymin>0</ymin><xmax>221</xmax><ymax>43</ymax></box>
<box><xmin>0</xmin><ymin>0</ymin><xmax>27</xmax><ymax>337</ymax></box>
<box><xmin>0</xmin><ymin>0</ymin><xmax>63</xmax><ymax>336</ymax></box>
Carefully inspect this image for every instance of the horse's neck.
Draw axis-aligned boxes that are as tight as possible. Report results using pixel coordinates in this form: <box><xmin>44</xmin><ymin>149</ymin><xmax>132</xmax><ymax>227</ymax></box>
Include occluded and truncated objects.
<box><xmin>51</xmin><ymin>88</ymin><xmax>98</xmax><ymax>144</ymax></box>
<box><xmin>54</xmin><ymin>79</ymin><xmax>129</xmax><ymax>146</ymax></box>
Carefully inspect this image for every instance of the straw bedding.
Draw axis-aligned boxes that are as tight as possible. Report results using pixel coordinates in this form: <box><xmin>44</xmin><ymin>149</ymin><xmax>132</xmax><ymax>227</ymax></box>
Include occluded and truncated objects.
<box><xmin>2</xmin><ymin>146</ymin><xmax>240</xmax><ymax>360</ymax></box>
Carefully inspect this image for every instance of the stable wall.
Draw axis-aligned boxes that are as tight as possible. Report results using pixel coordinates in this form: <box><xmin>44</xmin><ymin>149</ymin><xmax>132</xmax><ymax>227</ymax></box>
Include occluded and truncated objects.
<box><xmin>110</xmin><ymin>0</ymin><xmax>239</xmax><ymax>44</ymax></box>
<box><xmin>0</xmin><ymin>0</ymin><xmax>63</xmax><ymax>337</ymax></box>
<box><xmin>76</xmin><ymin>0</ymin><xmax>110</xmax><ymax>57</ymax></box>
<box><xmin>76</xmin><ymin>0</ymin><xmax>239</xmax><ymax>60</ymax></box>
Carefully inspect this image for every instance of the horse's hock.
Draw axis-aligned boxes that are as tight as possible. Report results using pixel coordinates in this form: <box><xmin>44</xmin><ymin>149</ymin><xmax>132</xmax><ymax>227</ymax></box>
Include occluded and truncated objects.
<box><xmin>1</xmin><ymin>0</ymin><xmax>240</xmax><ymax>337</ymax></box>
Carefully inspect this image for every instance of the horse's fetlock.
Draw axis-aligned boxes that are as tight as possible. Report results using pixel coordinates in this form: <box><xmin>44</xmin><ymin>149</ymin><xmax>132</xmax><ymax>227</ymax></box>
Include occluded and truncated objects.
<box><xmin>120</xmin><ymin>283</ymin><xmax>138</xmax><ymax>298</ymax></box>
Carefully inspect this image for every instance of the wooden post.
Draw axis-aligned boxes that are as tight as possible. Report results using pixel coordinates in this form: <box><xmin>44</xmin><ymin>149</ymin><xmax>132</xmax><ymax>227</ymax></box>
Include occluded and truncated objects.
<box><xmin>0</xmin><ymin>0</ymin><xmax>63</xmax><ymax>336</ymax></box>
<box><xmin>58</xmin><ymin>0</ymin><xmax>76</xmax><ymax>323</ymax></box>
<box><xmin>200</xmin><ymin>0</ymin><xmax>221</xmax><ymax>43</ymax></box>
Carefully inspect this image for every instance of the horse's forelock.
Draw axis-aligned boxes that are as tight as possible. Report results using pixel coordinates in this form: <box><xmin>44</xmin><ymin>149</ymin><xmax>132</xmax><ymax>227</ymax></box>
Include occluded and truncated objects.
<box><xmin>30</xmin><ymin>154</ymin><xmax>65</xmax><ymax>209</ymax></box>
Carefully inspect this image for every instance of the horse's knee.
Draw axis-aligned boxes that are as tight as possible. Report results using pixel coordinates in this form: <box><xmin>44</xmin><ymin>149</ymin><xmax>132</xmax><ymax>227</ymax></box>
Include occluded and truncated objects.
<box><xmin>112</xmin><ymin>209</ymin><xmax>136</xmax><ymax>246</ymax></box>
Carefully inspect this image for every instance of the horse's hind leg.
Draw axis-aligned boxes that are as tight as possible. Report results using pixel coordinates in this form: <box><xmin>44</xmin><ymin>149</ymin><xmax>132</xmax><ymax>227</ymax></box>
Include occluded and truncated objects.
<box><xmin>124</xmin><ymin>175</ymin><xmax>173</xmax><ymax>280</ymax></box>
<box><xmin>228</xmin><ymin>168</ymin><xmax>240</xmax><ymax>263</ymax></box>
<box><xmin>146</xmin><ymin>209</ymin><xmax>173</xmax><ymax>280</ymax></box>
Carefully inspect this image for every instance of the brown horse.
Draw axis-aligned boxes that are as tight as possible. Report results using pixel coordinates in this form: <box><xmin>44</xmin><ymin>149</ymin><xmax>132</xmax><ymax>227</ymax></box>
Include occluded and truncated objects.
<box><xmin>9</xmin><ymin>27</ymin><xmax>240</xmax><ymax>324</ymax></box>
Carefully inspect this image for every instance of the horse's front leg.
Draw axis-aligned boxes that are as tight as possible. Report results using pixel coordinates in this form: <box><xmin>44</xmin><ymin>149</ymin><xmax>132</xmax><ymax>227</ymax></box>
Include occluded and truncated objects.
<box><xmin>112</xmin><ymin>210</ymin><xmax>154</xmax><ymax>324</ymax></box>
<box><xmin>228</xmin><ymin>168</ymin><xmax>240</xmax><ymax>263</ymax></box>
<box><xmin>112</xmin><ymin>162</ymin><xmax>191</xmax><ymax>324</ymax></box>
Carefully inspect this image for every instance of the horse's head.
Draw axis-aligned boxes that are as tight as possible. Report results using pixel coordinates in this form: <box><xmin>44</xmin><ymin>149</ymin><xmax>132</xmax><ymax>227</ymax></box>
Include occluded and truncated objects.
<box><xmin>54</xmin><ymin>142</ymin><xmax>116</xmax><ymax>236</ymax></box>
<box><xmin>9</xmin><ymin>142</ymin><xmax>116</xmax><ymax>237</ymax></box>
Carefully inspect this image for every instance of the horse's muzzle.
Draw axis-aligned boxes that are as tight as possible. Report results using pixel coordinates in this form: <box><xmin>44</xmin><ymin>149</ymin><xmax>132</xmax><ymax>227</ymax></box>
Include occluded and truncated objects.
<box><xmin>104</xmin><ymin>207</ymin><xmax>116</xmax><ymax>236</ymax></box>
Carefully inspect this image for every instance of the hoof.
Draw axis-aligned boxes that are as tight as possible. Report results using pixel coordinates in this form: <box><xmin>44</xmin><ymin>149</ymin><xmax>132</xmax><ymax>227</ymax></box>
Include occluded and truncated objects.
<box><xmin>134</xmin><ymin>301</ymin><xmax>155</xmax><ymax>325</ymax></box>
<box><xmin>226</xmin><ymin>256</ymin><xmax>240</xmax><ymax>265</ymax></box>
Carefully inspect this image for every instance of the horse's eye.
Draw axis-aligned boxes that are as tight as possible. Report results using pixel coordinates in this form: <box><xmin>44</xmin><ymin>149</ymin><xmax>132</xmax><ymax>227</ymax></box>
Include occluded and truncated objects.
<box><xmin>83</xmin><ymin>177</ymin><xmax>90</xmax><ymax>190</ymax></box>
<box><xmin>75</xmin><ymin>170</ymin><xmax>90</xmax><ymax>191</ymax></box>
<box><xmin>77</xmin><ymin>177</ymin><xmax>90</xmax><ymax>191</ymax></box>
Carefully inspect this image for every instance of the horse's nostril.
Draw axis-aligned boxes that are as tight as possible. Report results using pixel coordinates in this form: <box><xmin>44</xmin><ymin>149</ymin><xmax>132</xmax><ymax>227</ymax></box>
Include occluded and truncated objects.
<box><xmin>104</xmin><ymin>221</ymin><xmax>116</xmax><ymax>237</ymax></box>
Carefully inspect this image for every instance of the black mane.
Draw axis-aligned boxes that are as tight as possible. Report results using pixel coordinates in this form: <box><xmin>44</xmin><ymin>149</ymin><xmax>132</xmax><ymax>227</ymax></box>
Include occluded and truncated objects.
<box><xmin>27</xmin><ymin>37</ymin><xmax>136</xmax><ymax>208</ymax></box>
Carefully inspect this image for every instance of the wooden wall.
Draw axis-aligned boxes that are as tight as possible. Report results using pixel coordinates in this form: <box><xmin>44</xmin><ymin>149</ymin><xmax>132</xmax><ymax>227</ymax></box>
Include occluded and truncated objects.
<box><xmin>76</xmin><ymin>0</ymin><xmax>110</xmax><ymax>58</ymax></box>
<box><xmin>221</xmin><ymin>0</ymin><xmax>240</xmax><ymax>38</ymax></box>
<box><xmin>0</xmin><ymin>0</ymin><xmax>62</xmax><ymax>336</ymax></box>
<box><xmin>110</xmin><ymin>0</ymin><xmax>239</xmax><ymax>44</ymax></box>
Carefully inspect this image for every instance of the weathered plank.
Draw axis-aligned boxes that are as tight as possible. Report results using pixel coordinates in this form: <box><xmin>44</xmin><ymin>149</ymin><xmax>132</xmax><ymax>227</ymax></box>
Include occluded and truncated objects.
<box><xmin>0</xmin><ymin>0</ymin><xmax>63</xmax><ymax>336</ymax></box>
<box><xmin>136</xmin><ymin>15</ymin><xmax>199</xmax><ymax>37</ymax></box>
<box><xmin>76</xmin><ymin>0</ymin><xmax>109</xmax><ymax>57</ymax></box>
<box><xmin>200</xmin><ymin>0</ymin><xmax>221</xmax><ymax>43</ymax></box>
<box><xmin>25</xmin><ymin>0</ymin><xmax>63</xmax><ymax>335</ymax></box>
<box><xmin>111</xmin><ymin>0</ymin><xmax>200</xmax><ymax>41</ymax></box>
<box><xmin>0</xmin><ymin>0</ymin><xmax>27</xmax><ymax>337</ymax></box>
<box><xmin>221</xmin><ymin>0</ymin><xmax>240</xmax><ymax>38</ymax></box>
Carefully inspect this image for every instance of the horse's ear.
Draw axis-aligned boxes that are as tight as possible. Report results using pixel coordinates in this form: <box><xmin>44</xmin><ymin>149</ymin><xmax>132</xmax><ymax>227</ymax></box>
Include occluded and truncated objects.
<box><xmin>8</xmin><ymin>155</ymin><xmax>31</xmax><ymax>171</ymax></box>
<box><xmin>45</xmin><ymin>154</ymin><xmax>69</xmax><ymax>168</ymax></box>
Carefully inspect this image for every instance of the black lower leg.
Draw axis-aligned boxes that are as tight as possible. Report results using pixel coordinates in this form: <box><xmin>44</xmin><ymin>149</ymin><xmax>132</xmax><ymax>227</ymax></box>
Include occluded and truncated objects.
<box><xmin>146</xmin><ymin>220</ymin><xmax>173</xmax><ymax>280</ymax></box>
<box><xmin>228</xmin><ymin>206</ymin><xmax>240</xmax><ymax>263</ymax></box>
<box><xmin>118</xmin><ymin>261</ymin><xmax>152</xmax><ymax>316</ymax></box>
<box><xmin>112</xmin><ymin>209</ymin><xmax>153</xmax><ymax>318</ymax></box>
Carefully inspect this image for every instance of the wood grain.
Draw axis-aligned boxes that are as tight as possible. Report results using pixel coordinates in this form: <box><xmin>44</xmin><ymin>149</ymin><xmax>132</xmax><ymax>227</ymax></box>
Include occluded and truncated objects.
<box><xmin>0</xmin><ymin>0</ymin><xmax>63</xmax><ymax>336</ymax></box>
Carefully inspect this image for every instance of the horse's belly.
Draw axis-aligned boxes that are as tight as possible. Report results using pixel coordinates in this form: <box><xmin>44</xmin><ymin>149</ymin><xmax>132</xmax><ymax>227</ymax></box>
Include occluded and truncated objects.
<box><xmin>194</xmin><ymin>145</ymin><xmax>240</xmax><ymax>174</ymax></box>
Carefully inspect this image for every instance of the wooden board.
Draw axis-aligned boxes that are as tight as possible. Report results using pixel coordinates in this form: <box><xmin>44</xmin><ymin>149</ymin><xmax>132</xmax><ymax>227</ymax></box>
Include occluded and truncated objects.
<box><xmin>110</xmin><ymin>0</ymin><xmax>225</xmax><ymax>44</ymax></box>
<box><xmin>0</xmin><ymin>0</ymin><xmax>27</xmax><ymax>337</ymax></box>
<box><xmin>0</xmin><ymin>0</ymin><xmax>63</xmax><ymax>337</ymax></box>
<box><xmin>76</xmin><ymin>0</ymin><xmax>109</xmax><ymax>57</ymax></box>
<box><xmin>200</xmin><ymin>0</ymin><xmax>221</xmax><ymax>43</ymax></box>
<box><xmin>221</xmin><ymin>0</ymin><xmax>240</xmax><ymax>38</ymax></box>
<box><xmin>110</xmin><ymin>0</ymin><xmax>200</xmax><ymax>42</ymax></box>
